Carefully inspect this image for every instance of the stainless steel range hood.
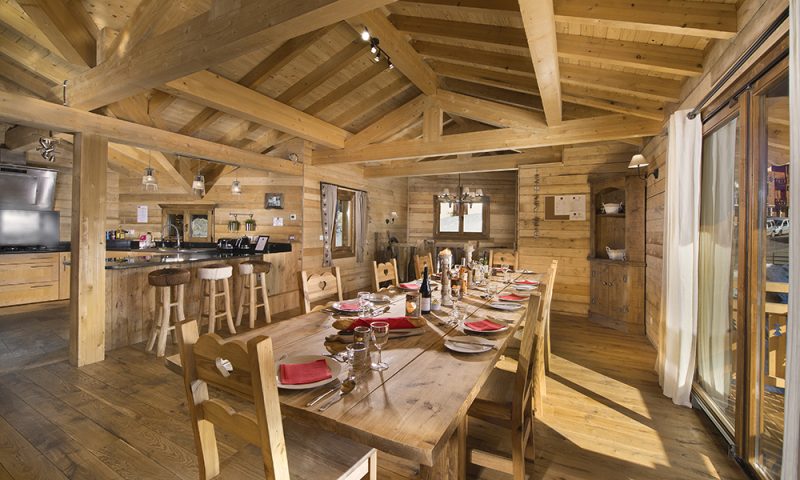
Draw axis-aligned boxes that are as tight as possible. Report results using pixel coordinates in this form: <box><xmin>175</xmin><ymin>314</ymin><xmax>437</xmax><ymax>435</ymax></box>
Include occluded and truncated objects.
<box><xmin>0</xmin><ymin>163</ymin><xmax>58</xmax><ymax>211</ymax></box>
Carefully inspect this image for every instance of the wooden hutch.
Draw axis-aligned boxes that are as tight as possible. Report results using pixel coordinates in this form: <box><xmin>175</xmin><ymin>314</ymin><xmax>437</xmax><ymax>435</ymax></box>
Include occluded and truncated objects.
<box><xmin>588</xmin><ymin>175</ymin><xmax>646</xmax><ymax>334</ymax></box>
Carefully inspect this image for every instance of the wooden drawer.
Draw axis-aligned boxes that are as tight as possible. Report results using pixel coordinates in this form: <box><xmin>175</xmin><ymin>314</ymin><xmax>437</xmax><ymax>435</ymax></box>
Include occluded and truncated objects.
<box><xmin>0</xmin><ymin>282</ymin><xmax>58</xmax><ymax>307</ymax></box>
<box><xmin>0</xmin><ymin>259</ymin><xmax>59</xmax><ymax>286</ymax></box>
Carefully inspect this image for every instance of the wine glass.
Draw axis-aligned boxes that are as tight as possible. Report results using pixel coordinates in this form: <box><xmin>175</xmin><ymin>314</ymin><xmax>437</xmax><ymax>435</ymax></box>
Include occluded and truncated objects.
<box><xmin>487</xmin><ymin>282</ymin><xmax>498</xmax><ymax>302</ymax></box>
<box><xmin>370</xmin><ymin>321</ymin><xmax>390</xmax><ymax>371</ymax></box>
<box><xmin>357</xmin><ymin>291</ymin><xmax>371</xmax><ymax>318</ymax></box>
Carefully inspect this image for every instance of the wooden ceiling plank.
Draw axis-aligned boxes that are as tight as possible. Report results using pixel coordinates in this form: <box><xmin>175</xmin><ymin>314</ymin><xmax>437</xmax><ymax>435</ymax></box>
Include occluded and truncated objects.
<box><xmin>17</xmin><ymin>0</ymin><xmax>96</xmax><ymax>67</ymax></box>
<box><xmin>0</xmin><ymin>0</ymin><xmax>60</xmax><ymax>53</ymax></box>
<box><xmin>0</xmin><ymin>56</ymin><xmax>57</xmax><ymax>101</ymax></box>
<box><xmin>553</xmin><ymin>0</ymin><xmax>737</xmax><ymax>40</ymax></box>
<box><xmin>0</xmin><ymin>32</ymin><xmax>84</xmax><ymax>84</ymax></box>
<box><xmin>347</xmin><ymin>94</ymin><xmax>426</xmax><ymax>148</ymax></box>
<box><xmin>559</xmin><ymin>64</ymin><xmax>682</xmax><ymax>102</ymax></box>
<box><xmin>305</xmin><ymin>62</ymin><xmax>389</xmax><ymax>116</ymax></box>
<box><xmin>0</xmin><ymin>90</ymin><xmax>301</xmax><ymax>175</ymax></box>
<box><xmin>277</xmin><ymin>40</ymin><xmax>366</xmax><ymax>104</ymax></box>
<box><xmin>363</xmin><ymin>149</ymin><xmax>561</xmax><ymax>177</ymax></box>
<box><xmin>348</xmin><ymin>9</ymin><xmax>438</xmax><ymax>95</ymax></box>
<box><xmin>518</xmin><ymin>0</ymin><xmax>562</xmax><ymax>125</ymax></box>
<box><xmin>162</xmin><ymin>71</ymin><xmax>349</xmax><ymax>148</ymax></box>
<box><xmin>560</xmin><ymin>84</ymin><xmax>665</xmax><ymax>121</ymax></box>
<box><xmin>430</xmin><ymin>60</ymin><xmax>537</xmax><ymax>95</ymax></box>
<box><xmin>440</xmin><ymin>78</ymin><xmax>543</xmax><ymax>111</ymax></box>
<box><xmin>331</xmin><ymin>77</ymin><xmax>415</xmax><ymax>128</ymax></box>
<box><xmin>413</xmin><ymin>40</ymin><xmax>534</xmax><ymax>75</ymax></box>
<box><xmin>422</xmin><ymin>97</ymin><xmax>443</xmax><ymax>141</ymax></box>
<box><xmin>434</xmin><ymin>89</ymin><xmax>546</xmax><ymax>130</ymax></box>
<box><xmin>313</xmin><ymin>114</ymin><xmax>661</xmax><ymax>164</ymax></box>
<box><xmin>59</xmin><ymin>0</ymin><xmax>396</xmax><ymax>111</ymax></box>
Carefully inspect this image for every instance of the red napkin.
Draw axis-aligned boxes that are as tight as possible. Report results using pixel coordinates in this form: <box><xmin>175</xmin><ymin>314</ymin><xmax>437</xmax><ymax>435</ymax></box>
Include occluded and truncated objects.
<box><xmin>464</xmin><ymin>319</ymin><xmax>504</xmax><ymax>331</ymax></box>
<box><xmin>336</xmin><ymin>301</ymin><xmax>360</xmax><ymax>311</ymax></box>
<box><xmin>350</xmin><ymin>317</ymin><xmax>416</xmax><ymax>330</ymax></box>
<box><xmin>399</xmin><ymin>282</ymin><xmax>420</xmax><ymax>290</ymax></box>
<box><xmin>515</xmin><ymin>279</ymin><xmax>539</xmax><ymax>285</ymax></box>
<box><xmin>279</xmin><ymin>359</ymin><xmax>332</xmax><ymax>385</ymax></box>
<box><xmin>499</xmin><ymin>294</ymin><xmax>528</xmax><ymax>302</ymax></box>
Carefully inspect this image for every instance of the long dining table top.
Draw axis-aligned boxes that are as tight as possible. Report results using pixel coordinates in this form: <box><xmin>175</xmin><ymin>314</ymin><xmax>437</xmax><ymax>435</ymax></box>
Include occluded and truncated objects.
<box><xmin>166</xmin><ymin>270</ymin><xmax>543</xmax><ymax>472</ymax></box>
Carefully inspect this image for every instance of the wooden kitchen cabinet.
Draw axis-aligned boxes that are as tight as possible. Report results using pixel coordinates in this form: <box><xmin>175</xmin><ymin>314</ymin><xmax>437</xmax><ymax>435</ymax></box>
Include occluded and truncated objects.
<box><xmin>0</xmin><ymin>253</ymin><xmax>60</xmax><ymax>307</ymax></box>
<box><xmin>59</xmin><ymin>252</ymin><xmax>70</xmax><ymax>300</ymax></box>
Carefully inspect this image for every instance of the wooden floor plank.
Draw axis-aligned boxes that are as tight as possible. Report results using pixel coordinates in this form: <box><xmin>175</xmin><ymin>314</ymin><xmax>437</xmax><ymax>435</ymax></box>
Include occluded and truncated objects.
<box><xmin>0</xmin><ymin>415</ymin><xmax>69</xmax><ymax>480</ymax></box>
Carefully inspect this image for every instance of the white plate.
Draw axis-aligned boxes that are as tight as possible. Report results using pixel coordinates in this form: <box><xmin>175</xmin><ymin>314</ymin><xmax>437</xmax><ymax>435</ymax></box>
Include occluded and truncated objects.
<box><xmin>367</xmin><ymin>294</ymin><xmax>391</xmax><ymax>304</ymax></box>
<box><xmin>276</xmin><ymin>355</ymin><xmax>342</xmax><ymax>390</ymax></box>
<box><xmin>462</xmin><ymin>319</ymin><xmax>510</xmax><ymax>334</ymax></box>
<box><xmin>331</xmin><ymin>301</ymin><xmax>361</xmax><ymax>313</ymax></box>
<box><xmin>514</xmin><ymin>285</ymin><xmax>536</xmax><ymax>292</ymax></box>
<box><xmin>488</xmin><ymin>302</ymin><xmax>523</xmax><ymax>311</ymax></box>
<box><xmin>445</xmin><ymin>336</ymin><xmax>495</xmax><ymax>353</ymax></box>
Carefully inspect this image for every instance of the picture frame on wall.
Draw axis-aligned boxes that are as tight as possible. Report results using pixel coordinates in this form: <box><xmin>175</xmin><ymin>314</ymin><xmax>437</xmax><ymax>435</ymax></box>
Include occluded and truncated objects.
<box><xmin>265</xmin><ymin>193</ymin><xmax>284</xmax><ymax>209</ymax></box>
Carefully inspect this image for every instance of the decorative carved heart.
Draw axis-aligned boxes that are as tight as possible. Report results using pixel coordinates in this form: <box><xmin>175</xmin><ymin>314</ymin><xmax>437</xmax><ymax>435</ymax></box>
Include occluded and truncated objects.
<box><xmin>318</xmin><ymin>280</ymin><xmax>328</xmax><ymax>291</ymax></box>
<box><xmin>215</xmin><ymin>357</ymin><xmax>233</xmax><ymax>377</ymax></box>
<box><xmin>383</xmin><ymin>268</ymin><xmax>390</xmax><ymax>276</ymax></box>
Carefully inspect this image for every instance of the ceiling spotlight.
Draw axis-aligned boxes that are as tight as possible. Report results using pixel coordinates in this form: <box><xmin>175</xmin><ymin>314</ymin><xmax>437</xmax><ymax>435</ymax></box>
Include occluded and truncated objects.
<box><xmin>387</xmin><ymin>59</ymin><xmax>394</xmax><ymax>70</ymax></box>
<box><xmin>230</xmin><ymin>179</ymin><xmax>242</xmax><ymax>195</ymax></box>
<box><xmin>370</xmin><ymin>45</ymin><xmax>378</xmax><ymax>54</ymax></box>
<box><xmin>373</xmin><ymin>51</ymin><xmax>381</xmax><ymax>62</ymax></box>
<box><xmin>360</xmin><ymin>27</ymin><xmax>371</xmax><ymax>42</ymax></box>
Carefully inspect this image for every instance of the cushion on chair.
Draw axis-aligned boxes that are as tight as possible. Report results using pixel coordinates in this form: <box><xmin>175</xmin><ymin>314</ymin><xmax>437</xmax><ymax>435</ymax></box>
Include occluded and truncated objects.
<box><xmin>148</xmin><ymin>268</ymin><xmax>191</xmax><ymax>287</ymax></box>
<box><xmin>199</xmin><ymin>264</ymin><xmax>233</xmax><ymax>280</ymax></box>
<box><xmin>242</xmin><ymin>260</ymin><xmax>271</xmax><ymax>274</ymax></box>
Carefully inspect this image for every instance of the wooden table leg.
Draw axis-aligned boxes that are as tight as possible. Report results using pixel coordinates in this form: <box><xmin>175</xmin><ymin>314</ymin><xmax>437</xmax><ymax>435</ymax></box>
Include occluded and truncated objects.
<box><xmin>419</xmin><ymin>415</ymin><xmax>467</xmax><ymax>480</ymax></box>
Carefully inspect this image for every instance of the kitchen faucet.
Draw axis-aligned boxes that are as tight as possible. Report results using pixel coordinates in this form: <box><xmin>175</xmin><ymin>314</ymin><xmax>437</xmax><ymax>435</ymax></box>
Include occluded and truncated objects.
<box><xmin>163</xmin><ymin>223</ymin><xmax>182</xmax><ymax>249</ymax></box>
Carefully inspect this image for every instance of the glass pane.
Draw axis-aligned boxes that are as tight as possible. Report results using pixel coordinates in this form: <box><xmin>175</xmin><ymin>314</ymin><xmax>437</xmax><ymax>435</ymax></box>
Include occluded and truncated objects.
<box><xmin>335</xmin><ymin>199</ymin><xmax>351</xmax><ymax>247</ymax></box>
<box><xmin>165</xmin><ymin>212</ymin><xmax>184</xmax><ymax>241</ymax></box>
<box><xmin>190</xmin><ymin>214</ymin><xmax>208</xmax><ymax>240</ymax></box>
<box><xmin>697</xmin><ymin>115</ymin><xmax>740</xmax><ymax>433</ymax></box>
<box><xmin>756</xmin><ymin>75</ymin><xmax>789</xmax><ymax>479</ymax></box>
<box><xmin>438</xmin><ymin>202</ymin><xmax>459</xmax><ymax>232</ymax></box>
<box><xmin>463</xmin><ymin>201</ymin><xmax>484</xmax><ymax>233</ymax></box>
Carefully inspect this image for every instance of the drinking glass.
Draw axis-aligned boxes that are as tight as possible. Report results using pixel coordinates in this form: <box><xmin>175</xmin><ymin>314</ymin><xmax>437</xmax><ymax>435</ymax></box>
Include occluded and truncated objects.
<box><xmin>487</xmin><ymin>282</ymin><xmax>499</xmax><ymax>302</ymax></box>
<box><xmin>357</xmin><ymin>291</ymin><xmax>371</xmax><ymax>318</ymax></box>
<box><xmin>502</xmin><ymin>264</ymin><xmax>511</xmax><ymax>283</ymax></box>
<box><xmin>370</xmin><ymin>321</ymin><xmax>390</xmax><ymax>371</ymax></box>
<box><xmin>347</xmin><ymin>341</ymin><xmax>368</xmax><ymax>374</ymax></box>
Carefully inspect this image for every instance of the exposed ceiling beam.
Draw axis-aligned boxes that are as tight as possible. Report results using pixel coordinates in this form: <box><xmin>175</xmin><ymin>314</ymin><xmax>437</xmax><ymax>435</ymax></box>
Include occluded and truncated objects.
<box><xmin>162</xmin><ymin>71</ymin><xmax>349</xmax><ymax>149</ymax></box>
<box><xmin>363</xmin><ymin>149</ymin><xmax>562</xmax><ymax>177</ymax></box>
<box><xmin>396</xmin><ymin>0</ymin><xmax>737</xmax><ymax>38</ymax></box>
<box><xmin>0</xmin><ymin>0</ymin><xmax>60</xmax><ymax>54</ymax></box>
<box><xmin>17</xmin><ymin>0</ymin><xmax>96</xmax><ymax>66</ymax></box>
<box><xmin>560</xmin><ymin>84</ymin><xmax>665</xmax><ymax>121</ymax></box>
<box><xmin>0</xmin><ymin>32</ymin><xmax>86</xmax><ymax>84</ymax></box>
<box><xmin>559</xmin><ymin>64</ymin><xmax>682</xmax><ymax>103</ymax></box>
<box><xmin>0</xmin><ymin>91</ymin><xmax>301</xmax><ymax>175</ymax></box>
<box><xmin>110</xmin><ymin>143</ymin><xmax>194</xmax><ymax>193</ymax></box>
<box><xmin>422</xmin><ymin>97</ymin><xmax>443</xmax><ymax>141</ymax></box>
<box><xmin>347</xmin><ymin>9</ymin><xmax>438</xmax><ymax>95</ymax></box>
<box><xmin>440</xmin><ymin>78</ymin><xmax>543</xmax><ymax>111</ymax></box>
<box><xmin>3</xmin><ymin>124</ymin><xmax>45</xmax><ymax>151</ymax></box>
<box><xmin>347</xmin><ymin>95</ymin><xmax>426</xmax><ymax>148</ymax></box>
<box><xmin>331</xmin><ymin>77</ymin><xmax>415</xmax><ymax>128</ymax></box>
<box><xmin>58</xmin><ymin>0</ymin><xmax>396</xmax><ymax>110</ymax></box>
<box><xmin>413</xmin><ymin>40</ymin><xmax>533</xmax><ymax>74</ymax></box>
<box><xmin>433</xmin><ymin>90</ymin><xmax>546</xmax><ymax>130</ymax></box>
<box><xmin>430</xmin><ymin>61</ymin><xmax>537</xmax><ymax>94</ymax></box>
<box><xmin>279</xmin><ymin>40</ymin><xmax>365</xmax><ymax>105</ymax></box>
<box><xmin>313</xmin><ymin>114</ymin><xmax>661</xmax><ymax>164</ymax></box>
<box><xmin>306</xmin><ymin>62</ymin><xmax>389</xmax><ymax>117</ymax></box>
<box><xmin>0</xmin><ymin>56</ymin><xmax>58</xmax><ymax>101</ymax></box>
<box><xmin>517</xmin><ymin>0</ymin><xmax>562</xmax><ymax>125</ymax></box>
<box><xmin>392</xmin><ymin>15</ymin><xmax>705</xmax><ymax>76</ymax></box>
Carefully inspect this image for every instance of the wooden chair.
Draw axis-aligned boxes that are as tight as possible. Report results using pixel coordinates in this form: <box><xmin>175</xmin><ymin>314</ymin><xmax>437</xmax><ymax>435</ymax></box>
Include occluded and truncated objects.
<box><xmin>765</xmin><ymin>281</ymin><xmax>788</xmax><ymax>390</ymax></box>
<box><xmin>489</xmin><ymin>249</ymin><xmax>519</xmax><ymax>270</ymax></box>
<box><xmin>175</xmin><ymin>319</ymin><xmax>378</xmax><ymax>479</ymax></box>
<box><xmin>466</xmin><ymin>292</ymin><xmax>545</xmax><ymax>479</ymax></box>
<box><xmin>542</xmin><ymin>259</ymin><xmax>558</xmax><ymax>374</ymax></box>
<box><xmin>414</xmin><ymin>253</ymin><xmax>434</xmax><ymax>279</ymax></box>
<box><xmin>372</xmin><ymin>259</ymin><xmax>399</xmax><ymax>291</ymax></box>
<box><xmin>300</xmin><ymin>267</ymin><xmax>344</xmax><ymax>314</ymax></box>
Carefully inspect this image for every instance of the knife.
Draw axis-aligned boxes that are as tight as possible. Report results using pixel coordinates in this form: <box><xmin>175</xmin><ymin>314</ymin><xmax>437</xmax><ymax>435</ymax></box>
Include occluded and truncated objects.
<box><xmin>306</xmin><ymin>380</ymin><xmax>342</xmax><ymax>407</ymax></box>
<box><xmin>447</xmin><ymin>339</ymin><xmax>496</xmax><ymax>349</ymax></box>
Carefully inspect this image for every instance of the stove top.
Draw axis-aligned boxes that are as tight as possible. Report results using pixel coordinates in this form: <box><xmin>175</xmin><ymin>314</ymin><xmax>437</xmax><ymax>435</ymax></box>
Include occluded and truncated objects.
<box><xmin>0</xmin><ymin>244</ymin><xmax>66</xmax><ymax>253</ymax></box>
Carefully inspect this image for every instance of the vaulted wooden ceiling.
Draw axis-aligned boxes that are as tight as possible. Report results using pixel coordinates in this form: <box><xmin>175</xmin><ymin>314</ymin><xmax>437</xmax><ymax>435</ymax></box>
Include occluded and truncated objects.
<box><xmin>0</xmin><ymin>0</ymin><xmax>741</xmax><ymax>182</ymax></box>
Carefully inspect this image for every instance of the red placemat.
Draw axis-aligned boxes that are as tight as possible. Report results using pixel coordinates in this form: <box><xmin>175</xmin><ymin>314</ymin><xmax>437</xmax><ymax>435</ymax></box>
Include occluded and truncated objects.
<box><xmin>515</xmin><ymin>279</ymin><xmax>539</xmax><ymax>285</ymax></box>
<box><xmin>279</xmin><ymin>359</ymin><xmax>332</xmax><ymax>385</ymax></box>
<box><xmin>350</xmin><ymin>317</ymin><xmax>417</xmax><ymax>330</ymax></box>
<box><xmin>335</xmin><ymin>301</ymin><xmax>360</xmax><ymax>311</ymax></box>
<box><xmin>399</xmin><ymin>282</ymin><xmax>420</xmax><ymax>290</ymax></box>
<box><xmin>499</xmin><ymin>293</ymin><xmax>528</xmax><ymax>302</ymax></box>
<box><xmin>464</xmin><ymin>319</ymin><xmax>504</xmax><ymax>331</ymax></box>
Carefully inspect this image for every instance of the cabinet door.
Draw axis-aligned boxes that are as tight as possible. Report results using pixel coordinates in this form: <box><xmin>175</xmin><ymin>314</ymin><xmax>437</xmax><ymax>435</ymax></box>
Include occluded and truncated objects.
<box><xmin>186</xmin><ymin>210</ymin><xmax>213</xmax><ymax>242</ymax></box>
<box><xmin>589</xmin><ymin>264</ymin><xmax>608</xmax><ymax>317</ymax></box>
<box><xmin>606</xmin><ymin>264</ymin><xmax>630</xmax><ymax>320</ymax></box>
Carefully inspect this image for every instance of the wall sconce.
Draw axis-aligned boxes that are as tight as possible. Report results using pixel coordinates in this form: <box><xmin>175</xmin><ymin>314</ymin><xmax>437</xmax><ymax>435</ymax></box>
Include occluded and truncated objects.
<box><xmin>628</xmin><ymin>154</ymin><xmax>659</xmax><ymax>180</ymax></box>
<box><xmin>385</xmin><ymin>211</ymin><xmax>398</xmax><ymax>224</ymax></box>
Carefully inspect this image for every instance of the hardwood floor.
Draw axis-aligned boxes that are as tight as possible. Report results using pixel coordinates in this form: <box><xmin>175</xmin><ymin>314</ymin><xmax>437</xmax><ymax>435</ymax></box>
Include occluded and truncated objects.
<box><xmin>0</xmin><ymin>312</ymin><xmax>746</xmax><ymax>479</ymax></box>
<box><xmin>0</xmin><ymin>301</ymin><xmax>68</xmax><ymax>375</ymax></box>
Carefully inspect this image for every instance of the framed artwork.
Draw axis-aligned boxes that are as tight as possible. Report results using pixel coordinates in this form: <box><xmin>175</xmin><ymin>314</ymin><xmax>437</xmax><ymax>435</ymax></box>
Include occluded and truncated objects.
<box><xmin>265</xmin><ymin>193</ymin><xmax>284</xmax><ymax>209</ymax></box>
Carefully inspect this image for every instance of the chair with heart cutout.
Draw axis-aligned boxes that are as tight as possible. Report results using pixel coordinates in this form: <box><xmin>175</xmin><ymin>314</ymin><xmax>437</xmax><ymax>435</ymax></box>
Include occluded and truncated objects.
<box><xmin>300</xmin><ymin>266</ymin><xmax>344</xmax><ymax>314</ymax></box>
<box><xmin>372</xmin><ymin>259</ymin><xmax>399</xmax><ymax>291</ymax></box>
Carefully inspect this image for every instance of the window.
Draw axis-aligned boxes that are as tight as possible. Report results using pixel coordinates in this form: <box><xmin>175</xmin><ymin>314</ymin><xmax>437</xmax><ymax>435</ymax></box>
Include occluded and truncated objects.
<box><xmin>434</xmin><ymin>197</ymin><xmax>490</xmax><ymax>239</ymax></box>
<box><xmin>332</xmin><ymin>189</ymin><xmax>355</xmax><ymax>259</ymax></box>
<box><xmin>161</xmin><ymin>204</ymin><xmax>215</xmax><ymax>243</ymax></box>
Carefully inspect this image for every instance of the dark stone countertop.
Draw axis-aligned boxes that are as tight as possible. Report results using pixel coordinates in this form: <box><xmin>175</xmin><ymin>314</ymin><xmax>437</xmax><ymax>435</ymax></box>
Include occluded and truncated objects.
<box><xmin>103</xmin><ymin>251</ymin><xmax>262</xmax><ymax>270</ymax></box>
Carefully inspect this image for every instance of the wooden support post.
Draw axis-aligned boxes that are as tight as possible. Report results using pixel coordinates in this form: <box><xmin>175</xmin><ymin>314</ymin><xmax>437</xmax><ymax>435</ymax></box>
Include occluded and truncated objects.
<box><xmin>69</xmin><ymin>133</ymin><xmax>107</xmax><ymax>366</ymax></box>
<box><xmin>423</xmin><ymin>99</ymin><xmax>443</xmax><ymax>142</ymax></box>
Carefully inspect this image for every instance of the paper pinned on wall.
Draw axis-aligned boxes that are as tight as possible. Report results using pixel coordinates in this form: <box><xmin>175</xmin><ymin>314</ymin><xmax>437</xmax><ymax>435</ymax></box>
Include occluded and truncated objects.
<box><xmin>554</xmin><ymin>195</ymin><xmax>571</xmax><ymax>215</ymax></box>
<box><xmin>554</xmin><ymin>195</ymin><xmax>586</xmax><ymax>221</ymax></box>
<box><xmin>137</xmin><ymin>205</ymin><xmax>148</xmax><ymax>223</ymax></box>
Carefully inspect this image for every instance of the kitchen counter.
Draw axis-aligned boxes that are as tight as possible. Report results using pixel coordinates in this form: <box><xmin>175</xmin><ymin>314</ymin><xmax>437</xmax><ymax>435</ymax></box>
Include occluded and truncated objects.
<box><xmin>103</xmin><ymin>250</ymin><xmax>260</xmax><ymax>269</ymax></box>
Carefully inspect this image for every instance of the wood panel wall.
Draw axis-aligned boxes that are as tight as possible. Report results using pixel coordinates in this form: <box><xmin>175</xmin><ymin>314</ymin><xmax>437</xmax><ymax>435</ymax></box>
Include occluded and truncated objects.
<box><xmin>407</xmin><ymin>171</ymin><xmax>517</xmax><ymax>248</ymax></box>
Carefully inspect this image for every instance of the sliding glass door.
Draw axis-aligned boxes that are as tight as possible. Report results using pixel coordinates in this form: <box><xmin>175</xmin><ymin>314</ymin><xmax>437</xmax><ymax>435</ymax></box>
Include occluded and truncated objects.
<box><xmin>695</xmin><ymin>40</ymin><xmax>790</xmax><ymax>480</ymax></box>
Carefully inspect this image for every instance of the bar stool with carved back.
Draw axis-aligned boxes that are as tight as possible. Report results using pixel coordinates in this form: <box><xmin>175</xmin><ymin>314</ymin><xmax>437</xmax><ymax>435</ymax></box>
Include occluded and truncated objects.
<box><xmin>414</xmin><ymin>253</ymin><xmax>434</xmax><ymax>279</ymax></box>
<box><xmin>175</xmin><ymin>319</ymin><xmax>378</xmax><ymax>479</ymax></box>
<box><xmin>236</xmin><ymin>260</ymin><xmax>272</xmax><ymax>329</ymax></box>
<box><xmin>372</xmin><ymin>258</ymin><xmax>399</xmax><ymax>291</ymax></box>
<box><xmin>489</xmin><ymin>249</ymin><xmax>519</xmax><ymax>270</ymax></box>
<box><xmin>198</xmin><ymin>263</ymin><xmax>236</xmax><ymax>335</ymax></box>
<box><xmin>146</xmin><ymin>267</ymin><xmax>190</xmax><ymax>357</ymax></box>
<box><xmin>300</xmin><ymin>266</ymin><xmax>343</xmax><ymax>314</ymax></box>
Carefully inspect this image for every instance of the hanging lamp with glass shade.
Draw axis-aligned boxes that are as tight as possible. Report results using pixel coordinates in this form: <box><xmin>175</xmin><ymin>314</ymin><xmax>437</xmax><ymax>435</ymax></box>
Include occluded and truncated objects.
<box><xmin>192</xmin><ymin>174</ymin><xmax>205</xmax><ymax>196</ymax></box>
<box><xmin>230</xmin><ymin>167</ymin><xmax>242</xmax><ymax>195</ymax></box>
<box><xmin>141</xmin><ymin>151</ymin><xmax>158</xmax><ymax>191</ymax></box>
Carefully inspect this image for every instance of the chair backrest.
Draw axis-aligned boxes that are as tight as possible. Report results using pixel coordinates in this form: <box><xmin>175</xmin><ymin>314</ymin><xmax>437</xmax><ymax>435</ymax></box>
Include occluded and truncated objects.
<box><xmin>414</xmin><ymin>253</ymin><xmax>434</xmax><ymax>279</ymax></box>
<box><xmin>176</xmin><ymin>319</ymin><xmax>290</xmax><ymax>479</ymax></box>
<box><xmin>300</xmin><ymin>267</ymin><xmax>343</xmax><ymax>313</ymax></box>
<box><xmin>512</xmin><ymin>292</ymin><xmax>545</xmax><ymax>427</ymax></box>
<box><xmin>489</xmin><ymin>249</ymin><xmax>519</xmax><ymax>270</ymax></box>
<box><xmin>373</xmin><ymin>259</ymin><xmax>399</xmax><ymax>291</ymax></box>
<box><xmin>541</xmin><ymin>260</ymin><xmax>558</xmax><ymax>323</ymax></box>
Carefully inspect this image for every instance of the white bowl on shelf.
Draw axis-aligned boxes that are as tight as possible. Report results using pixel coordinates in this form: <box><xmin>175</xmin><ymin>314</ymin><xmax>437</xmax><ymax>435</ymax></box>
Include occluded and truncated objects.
<box><xmin>606</xmin><ymin>246</ymin><xmax>626</xmax><ymax>261</ymax></box>
<box><xmin>602</xmin><ymin>203</ymin><xmax>622</xmax><ymax>214</ymax></box>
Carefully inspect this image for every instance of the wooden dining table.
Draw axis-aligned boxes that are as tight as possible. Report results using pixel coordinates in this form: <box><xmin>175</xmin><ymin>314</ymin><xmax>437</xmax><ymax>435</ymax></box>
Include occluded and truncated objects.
<box><xmin>167</xmin><ymin>270</ymin><xmax>543</xmax><ymax>479</ymax></box>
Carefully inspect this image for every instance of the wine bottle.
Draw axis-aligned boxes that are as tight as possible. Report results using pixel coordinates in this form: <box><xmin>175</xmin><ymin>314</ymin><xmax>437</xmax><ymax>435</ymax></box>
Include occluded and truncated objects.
<box><xmin>420</xmin><ymin>266</ymin><xmax>432</xmax><ymax>314</ymax></box>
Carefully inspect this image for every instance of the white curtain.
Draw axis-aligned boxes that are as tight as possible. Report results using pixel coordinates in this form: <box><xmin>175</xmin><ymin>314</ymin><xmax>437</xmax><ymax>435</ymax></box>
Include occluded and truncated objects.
<box><xmin>658</xmin><ymin>109</ymin><xmax>703</xmax><ymax>407</ymax></box>
<box><xmin>354</xmin><ymin>190</ymin><xmax>369</xmax><ymax>263</ymax></box>
<box><xmin>696</xmin><ymin>118</ymin><xmax>737</xmax><ymax>405</ymax></box>
<box><xmin>782</xmin><ymin>1</ymin><xmax>799</xmax><ymax>476</ymax></box>
<box><xmin>320</xmin><ymin>183</ymin><xmax>338</xmax><ymax>267</ymax></box>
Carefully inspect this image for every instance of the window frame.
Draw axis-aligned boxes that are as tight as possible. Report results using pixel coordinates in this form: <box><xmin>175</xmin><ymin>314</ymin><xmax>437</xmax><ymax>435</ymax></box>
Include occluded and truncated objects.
<box><xmin>332</xmin><ymin>188</ymin><xmax>356</xmax><ymax>259</ymax></box>
<box><xmin>433</xmin><ymin>195</ymin><xmax>491</xmax><ymax>240</ymax></box>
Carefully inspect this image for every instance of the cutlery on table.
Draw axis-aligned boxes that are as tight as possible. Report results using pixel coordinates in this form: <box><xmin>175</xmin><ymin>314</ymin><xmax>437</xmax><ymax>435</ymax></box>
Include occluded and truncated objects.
<box><xmin>447</xmin><ymin>339</ymin><xmax>497</xmax><ymax>349</ymax></box>
<box><xmin>306</xmin><ymin>379</ymin><xmax>343</xmax><ymax>407</ymax></box>
<box><xmin>318</xmin><ymin>377</ymin><xmax>356</xmax><ymax>411</ymax></box>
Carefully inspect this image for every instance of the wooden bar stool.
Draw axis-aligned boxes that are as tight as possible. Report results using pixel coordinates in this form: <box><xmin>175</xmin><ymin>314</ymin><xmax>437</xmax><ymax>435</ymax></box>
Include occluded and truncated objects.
<box><xmin>198</xmin><ymin>264</ymin><xmax>236</xmax><ymax>335</ymax></box>
<box><xmin>236</xmin><ymin>260</ymin><xmax>272</xmax><ymax>328</ymax></box>
<box><xmin>146</xmin><ymin>267</ymin><xmax>190</xmax><ymax>357</ymax></box>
